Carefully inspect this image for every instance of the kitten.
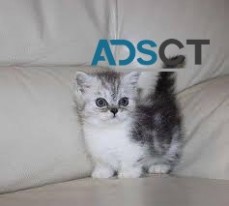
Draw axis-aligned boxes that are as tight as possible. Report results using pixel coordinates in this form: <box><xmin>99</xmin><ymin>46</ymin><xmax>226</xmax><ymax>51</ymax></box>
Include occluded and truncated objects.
<box><xmin>74</xmin><ymin>70</ymin><xmax>183</xmax><ymax>178</ymax></box>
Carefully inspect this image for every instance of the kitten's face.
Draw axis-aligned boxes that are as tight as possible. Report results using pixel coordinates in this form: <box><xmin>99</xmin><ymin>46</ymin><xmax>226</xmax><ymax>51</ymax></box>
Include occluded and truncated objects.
<box><xmin>75</xmin><ymin>71</ymin><xmax>140</xmax><ymax>126</ymax></box>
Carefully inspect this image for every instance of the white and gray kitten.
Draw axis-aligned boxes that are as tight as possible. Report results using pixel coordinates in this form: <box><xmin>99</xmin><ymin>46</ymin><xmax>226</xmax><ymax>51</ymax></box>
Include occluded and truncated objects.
<box><xmin>74</xmin><ymin>70</ymin><xmax>183</xmax><ymax>178</ymax></box>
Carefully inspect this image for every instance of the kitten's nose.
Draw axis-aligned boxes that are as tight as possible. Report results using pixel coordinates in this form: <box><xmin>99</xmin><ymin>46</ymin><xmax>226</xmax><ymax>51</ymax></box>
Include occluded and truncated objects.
<box><xmin>110</xmin><ymin>108</ymin><xmax>118</xmax><ymax>116</ymax></box>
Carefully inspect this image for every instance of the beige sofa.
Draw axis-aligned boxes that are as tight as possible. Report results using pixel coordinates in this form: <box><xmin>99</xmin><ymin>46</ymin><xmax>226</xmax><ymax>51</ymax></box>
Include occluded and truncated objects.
<box><xmin>0</xmin><ymin>1</ymin><xmax>228</xmax><ymax>205</ymax></box>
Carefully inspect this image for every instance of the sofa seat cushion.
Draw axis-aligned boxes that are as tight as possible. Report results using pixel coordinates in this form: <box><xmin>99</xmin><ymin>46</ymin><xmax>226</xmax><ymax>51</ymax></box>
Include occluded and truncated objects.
<box><xmin>0</xmin><ymin>176</ymin><xmax>228</xmax><ymax>206</ymax></box>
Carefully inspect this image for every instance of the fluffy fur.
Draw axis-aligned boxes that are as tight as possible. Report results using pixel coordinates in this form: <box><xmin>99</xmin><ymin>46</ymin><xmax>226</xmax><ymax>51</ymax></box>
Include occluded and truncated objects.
<box><xmin>74</xmin><ymin>70</ymin><xmax>183</xmax><ymax>178</ymax></box>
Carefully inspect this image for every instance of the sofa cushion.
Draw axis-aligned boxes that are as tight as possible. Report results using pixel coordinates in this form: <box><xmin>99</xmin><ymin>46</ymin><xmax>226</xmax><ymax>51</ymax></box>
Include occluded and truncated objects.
<box><xmin>0</xmin><ymin>0</ymin><xmax>114</xmax><ymax>66</ymax></box>
<box><xmin>116</xmin><ymin>0</ymin><xmax>228</xmax><ymax>92</ymax></box>
<box><xmin>0</xmin><ymin>67</ymin><xmax>92</xmax><ymax>193</ymax></box>
<box><xmin>174</xmin><ymin>75</ymin><xmax>229</xmax><ymax>179</ymax></box>
<box><xmin>0</xmin><ymin>67</ymin><xmax>228</xmax><ymax>193</ymax></box>
<box><xmin>0</xmin><ymin>0</ymin><xmax>228</xmax><ymax>92</ymax></box>
<box><xmin>0</xmin><ymin>176</ymin><xmax>229</xmax><ymax>206</ymax></box>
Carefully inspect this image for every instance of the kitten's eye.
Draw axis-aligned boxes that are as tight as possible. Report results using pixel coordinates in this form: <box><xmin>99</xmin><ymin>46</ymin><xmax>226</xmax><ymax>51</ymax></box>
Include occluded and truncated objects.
<box><xmin>95</xmin><ymin>98</ymin><xmax>108</xmax><ymax>107</ymax></box>
<box><xmin>119</xmin><ymin>97</ymin><xmax>129</xmax><ymax>106</ymax></box>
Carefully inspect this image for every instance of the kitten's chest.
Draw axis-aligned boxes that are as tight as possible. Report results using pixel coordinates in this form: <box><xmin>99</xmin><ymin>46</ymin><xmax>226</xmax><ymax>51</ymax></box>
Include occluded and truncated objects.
<box><xmin>83</xmin><ymin>123</ymin><xmax>132</xmax><ymax>157</ymax></box>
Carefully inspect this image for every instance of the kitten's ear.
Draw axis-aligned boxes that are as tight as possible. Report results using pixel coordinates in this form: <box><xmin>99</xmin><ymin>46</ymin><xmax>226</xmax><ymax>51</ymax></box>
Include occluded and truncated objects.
<box><xmin>75</xmin><ymin>72</ymin><xmax>92</xmax><ymax>93</ymax></box>
<box><xmin>123</xmin><ymin>72</ymin><xmax>140</xmax><ymax>88</ymax></box>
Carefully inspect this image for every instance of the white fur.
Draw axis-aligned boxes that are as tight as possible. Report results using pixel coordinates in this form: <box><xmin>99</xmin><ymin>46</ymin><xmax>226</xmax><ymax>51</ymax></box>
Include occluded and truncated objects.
<box><xmin>148</xmin><ymin>164</ymin><xmax>170</xmax><ymax>174</ymax></box>
<box><xmin>83</xmin><ymin>120</ymin><xmax>145</xmax><ymax>178</ymax></box>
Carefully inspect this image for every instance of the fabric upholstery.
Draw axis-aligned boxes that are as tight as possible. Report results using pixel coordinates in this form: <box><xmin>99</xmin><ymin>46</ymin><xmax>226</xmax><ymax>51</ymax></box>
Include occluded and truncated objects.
<box><xmin>0</xmin><ymin>0</ymin><xmax>115</xmax><ymax>66</ymax></box>
<box><xmin>0</xmin><ymin>0</ymin><xmax>228</xmax><ymax>194</ymax></box>
<box><xmin>175</xmin><ymin>75</ymin><xmax>229</xmax><ymax>179</ymax></box>
<box><xmin>0</xmin><ymin>66</ymin><xmax>228</xmax><ymax>193</ymax></box>
<box><xmin>0</xmin><ymin>0</ymin><xmax>228</xmax><ymax>91</ymax></box>
<box><xmin>0</xmin><ymin>67</ymin><xmax>92</xmax><ymax>193</ymax></box>
<box><xmin>0</xmin><ymin>176</ymin><xmax>228</xmax><ymax>206</ymax></box>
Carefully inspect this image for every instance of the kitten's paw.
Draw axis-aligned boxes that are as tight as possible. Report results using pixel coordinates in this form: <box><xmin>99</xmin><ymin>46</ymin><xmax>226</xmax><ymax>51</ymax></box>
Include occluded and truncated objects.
<box><xmin>118</xmin><ymin>167</ymin><xmax>142</xmax><ymax>178</ymax></box>
<box><xmin>92</xmin><ymin>166</ymin><xmax>114</xmax><ymax>179</ymax></box>
<box><xmin>149</xmin><ymin>164</ymin><xmax>170</xmax><ymax>174</ymax></box>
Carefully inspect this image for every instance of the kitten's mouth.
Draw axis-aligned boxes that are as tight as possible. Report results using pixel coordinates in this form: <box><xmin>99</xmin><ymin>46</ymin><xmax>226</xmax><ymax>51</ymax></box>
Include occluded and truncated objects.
<box><xmin>107</xmin><ymin>115</ymin><xmax>120</xmax><ymax>122</ymax></box>
<box><xmin>110</xmin><ymin>117</ymin><xmax>118</xmax><ymax>121</ymax></box>
<box><xmin>110</xmin><ymin>115</ymin><xmax>125</xmax><ymax>123</ymax></box>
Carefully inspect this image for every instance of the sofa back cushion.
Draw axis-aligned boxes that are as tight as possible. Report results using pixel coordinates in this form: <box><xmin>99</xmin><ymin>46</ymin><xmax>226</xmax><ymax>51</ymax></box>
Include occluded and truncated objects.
<box><xmin>0</xmin><ymin>0</ymin><xmax>228</xmax><ymax>92</ymax></box>
<box><xmin>0</xmin><ymin>67</ymin><xmax>92</xmax><ymax>193</ymax></box>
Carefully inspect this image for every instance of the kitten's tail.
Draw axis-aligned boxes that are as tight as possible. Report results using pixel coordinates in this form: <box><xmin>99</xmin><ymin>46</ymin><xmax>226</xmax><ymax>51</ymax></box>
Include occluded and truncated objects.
<box><xmin>154</xmin><ymin>72</ymin><xmax>176</xmax><ymax>95</ymax></box>
<box><xmin>154</xmin><ymin>55</ymin><xmax>185</xmax><ymax>96</ymax></box>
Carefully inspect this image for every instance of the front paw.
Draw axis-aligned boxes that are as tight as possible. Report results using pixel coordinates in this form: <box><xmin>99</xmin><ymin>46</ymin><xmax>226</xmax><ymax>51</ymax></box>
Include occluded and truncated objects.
<box><xmin>148</xmin><ymin>164</ymin><xmax>170</xmax><ymax>174</ymax></box>
<box><xmin>118</xmin><ymin>167</ymin><xmax>142</xmax><ymax>178</ymax></box>
<box><xmin>92</xmin><ymin>166</ymin><xmax>114</xmax><ymax>179</ymax></box>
